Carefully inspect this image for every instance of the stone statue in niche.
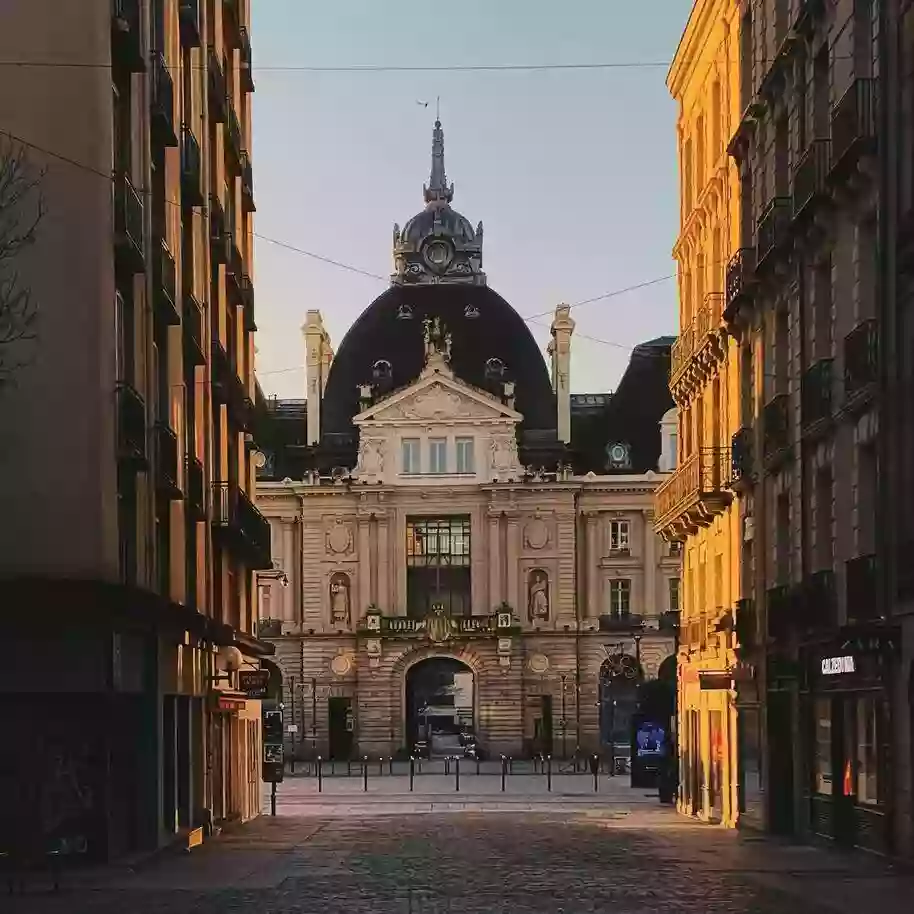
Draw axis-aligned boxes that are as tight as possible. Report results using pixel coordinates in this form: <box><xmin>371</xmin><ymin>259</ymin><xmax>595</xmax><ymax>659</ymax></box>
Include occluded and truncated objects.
<box><xmin>528</xmin><ymin>569</ymin><xmax>550</xmax><ymax>622</ymax></box>
<box><xmin>330</xmin><ymin>573</ymin><xmax>351</xmax><ymax>625</ymax></box>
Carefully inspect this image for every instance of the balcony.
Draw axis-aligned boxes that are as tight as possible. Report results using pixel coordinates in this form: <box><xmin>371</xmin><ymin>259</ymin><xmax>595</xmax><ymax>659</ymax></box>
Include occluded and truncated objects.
<box><xmin>724</xmin><ymin>247</ymin><xmax>756</xmax><ymax>322</ymax></box>
<box><xmin>762</xmin><ymin>394</ymin><xmax>791</xmax><ymax>463</ymax></box>
<box><xmin>183</xmin><ymin>292</ymin><xmax>206</xmax><ymax>366</ymax></box>
<box><xmin>114</xmin><ymin>173</ymin><xmax>145</xmax><ymax>275</ymax></box>
<box><xmin>598</xmin><ymin>613</ymin><xmax>645</xmax><ymax>632</ymax></box>
<box><xmin>181</xmin><ymin>125</ymin><xmax>203</xmax><ymax>206</ymax></box>
<box><xmin>150</xmin><ymin>53</ymin><xmax>178</xmax><ymax>148</ymax></box>
<box><xmin>154</xmin><ymin>422</ymin><xmax>181</xmax><ymax>499</ymax></box>
<box><xmin>792</xmin><ymin>139</ymin><xmax>831</xmax><ymax>222</ymax></box>
<box><xmin>179</xmin><ymin>0</ymin><xmax>201</xmax><ymax>48</ymax></box>
<box><xmin>241</xmin><ymin>273</ymin><xmax>256</xmax><ymax>331</ymax></box>
<box><xmin>659</xmin><ymin>610</ymin><xmax>680</xmax><ymax>633</ymax></box>
<box><xmin>241</xmin><ymin>152</ymin><xmax>255</xmax><ymax>212</ymax></box>
<box><xmin>225</xmin><ymin>101</ymin><xmax>244</xmax><ymax>172</ymax></box>
<box><xmin>801</xmin><ymin>358</ymin><xmax>833</xmax><ymax>430</ymax></box>
<box><xmin>211</xmin><ymin>337</ymin><xmax>231</xmax><ymax>404</ymax></box>
<box><xmin>846</xmin><ymin>554</ymin><xmax>881</xmax><ymax>624</ymax></box>
<box><xmin>730</xmin><ymin>426</ymin><xmax>754</xmax><ymax>488</ymax></box>
<box><xmin>209</xmin><ymin>195</ymin><xmax>230</xmax><ymax>264</ymax></box>
<box><xmin>257</xmin><ymin>618</ymin><xmax>283</xmax><ymax>639</ymax></box>
<box><xmin>153</xmin><ymin>240</ymin><xmax>179</xmax><ymax>326</ymax></box>
<box><xmin>793</xmin><ymin>0</ymin><xmax>826</xmax><ymax>37</ymax></box>
<box><xmin>829</xmin><ymin>78</ymin><xmax>878</xmax><ymax>183</ymax></box>
<box><xmin>734</xmin><ymin>598</ymin><xmax>756</xmax><ymax>651</ymax></box>
<box><xmin>670</xmin><ymin>322</ymin><xmax>695</xmax><ymax>383</ymax></box>
<box><xmin>226</xmin><ymin>236</ymin><xmax>244</xmax><ymax>300</ymax></box>
<box><xmin>207</xmin><ymin>48</ymin><xmax>227</xmax><ymax>123</ymax></box>
<box><xmin>799</xmin><ymin>569</ymin><xmax>837</xmax><ymax>630</ymax></box>
<box><xmin>223</xmin><ymin>0</ymin><xmax>243</xmax><ymax>47</ymax></box>
<box><xmin>843</xmin><ymin>318</ymin><xmax>878</xmax><ymax>407</ymax></box>
<box><xmin>211</xmin><ymin>482</ymin><xmax>272</xmax><ymax>569</ymax></box>
<box><xmin>185</xmin><ymin>454</ymin><xmax>205</xmax><ymax>520</ymax></box>
<box><xmin>240</xmin><ymin>26</ymin><xmax>255</xmax><ymax>92</ymax></box>
<box><xmin>756</xmin><ymin>197</ymin><xmax>792</xmax><ymax>270</ymax></box>
<box><xmin>654</xmin><ymin>448</ymin><xmax>732</xmax><ymax>539</ymax></box>
<box><xmin>116</xmin><ymin>382</ymin><xmax>147</xmax><ymax>467</ymax></box>
<box><xmin>111</xmin><ymin>0</ymin><xmax>145</xmax><ymax>73</ymax></box>
<box><xmin>766</xmin><ymin>584</ymin><xmax>795</xmax><ymax>641</ymax></box>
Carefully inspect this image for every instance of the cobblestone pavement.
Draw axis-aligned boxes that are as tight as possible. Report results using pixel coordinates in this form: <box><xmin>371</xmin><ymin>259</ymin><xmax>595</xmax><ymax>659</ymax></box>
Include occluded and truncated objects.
<box><xmin>6</xmin><ymin>782</ymin><xmax>913</xmax><ymax>914</ymax></box>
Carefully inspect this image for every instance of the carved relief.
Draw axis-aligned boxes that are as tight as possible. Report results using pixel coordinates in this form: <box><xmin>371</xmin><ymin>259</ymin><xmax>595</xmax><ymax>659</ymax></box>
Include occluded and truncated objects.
<box><xmin>330</xmin><ymin>653</ymin><xmax>353</xmax><ymax>676</ymax></box>
<box><xmin>528</xmin><ymin>652</ymin><xmax>550</xmax><ymax>674</ymax></box>
<box><xmin>355</xmin><ymin>436</ymin><xmax>386</xmax><ymax>480</ymax></box>
<box><xmin>382</xmin><ymin>383</ymin><xmax>496</xmax><ymax>421</ymax></box>
<box><xmin>523</xmin><ymin>517</ymin><xmax>549</xmax><ymax>550</ymax></box>
<box><xmin>527</xmin><ymin>569</ymin><xmax>550</xmax><ymax>622</ymax></box>
<box><xmin>326</xmin><ymin>520</ymin><xmax>354</xmax><ymax>556</ymax></box>
<box><xmin>490</xmin><ymin>433</ymin><xmax>521</xmax><ymax>480</ymax></box>
<box><xmin>329</xmin><ymin>572</ymin><xmax>351</xmax><ymax>625</ymax></box>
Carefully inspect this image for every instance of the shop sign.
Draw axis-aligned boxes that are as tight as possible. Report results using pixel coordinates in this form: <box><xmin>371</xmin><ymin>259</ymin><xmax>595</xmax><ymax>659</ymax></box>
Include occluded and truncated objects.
<box><xmin>699</xmin><ymin>671</ymin><xmax>732</xmax><ymax>691</ymax></box>
<box><xmin>215</xmin><ymin>696</ymin><xmax>246</xmax><ymax>712</ymax></box>
<box><xmin>821</xmin><ymin>655</ymin><xmax>856</xmax><ymax>676</ymax></box>
<box><xmin>238</xmin><ymin>669</ymin><xmax>270</xmax><ymax>698</ymax></box>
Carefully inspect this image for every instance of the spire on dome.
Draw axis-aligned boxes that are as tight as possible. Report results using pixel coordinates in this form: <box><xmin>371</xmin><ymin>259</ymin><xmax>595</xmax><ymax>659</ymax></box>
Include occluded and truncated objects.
<box><xmin>423</xmin><ymin>111</ymin><xmax>454</xmax><ymax>205</ymax></box>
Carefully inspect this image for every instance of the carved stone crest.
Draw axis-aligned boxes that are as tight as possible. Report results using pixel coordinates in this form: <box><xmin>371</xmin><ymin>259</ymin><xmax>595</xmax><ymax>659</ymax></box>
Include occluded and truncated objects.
<box><xmin>523</xmin><ymin>518</ymin><xmax>549</xmax><ymax>550</ymax></box>
<box><xmin>426</xmin><ymin>609</ymin><xmax>451</xmax><ymax>645</ymax></box>
<box><xmin>326</xmin><ymin>520</ymin><xmax>353</xmax><ymax>555</ymax></box>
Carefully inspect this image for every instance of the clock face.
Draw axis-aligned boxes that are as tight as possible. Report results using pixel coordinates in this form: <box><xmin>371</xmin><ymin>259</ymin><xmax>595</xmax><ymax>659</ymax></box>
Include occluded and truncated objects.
<box><xmin>610</xmin><ymin>443</ymin><xmax>627</xmax><ymax>462</ymax></box>
<box><xmin>423</xmin><ymin>239</ymin><xmax>454</xmax><ymax>272</ymax></box>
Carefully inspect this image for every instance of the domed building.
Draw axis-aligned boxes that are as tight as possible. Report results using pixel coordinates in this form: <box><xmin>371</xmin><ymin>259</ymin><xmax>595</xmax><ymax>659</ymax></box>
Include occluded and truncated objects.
<box><xmin>255</xmin><ymin>120</ymin><xmax>680</xmax><ymax>763</ymax></box>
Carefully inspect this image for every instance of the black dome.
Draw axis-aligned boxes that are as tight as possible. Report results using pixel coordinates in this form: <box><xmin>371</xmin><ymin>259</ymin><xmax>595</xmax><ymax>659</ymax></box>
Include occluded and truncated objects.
<box><xmin>322</xmin><ymin>284</ymin><xmax>556</xmax><ymax>435</ymax></box>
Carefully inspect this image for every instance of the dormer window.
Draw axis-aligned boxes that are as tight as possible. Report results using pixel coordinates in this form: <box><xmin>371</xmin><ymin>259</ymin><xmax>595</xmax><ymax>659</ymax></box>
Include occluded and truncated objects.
<box><xmin>485</xmin><ymin>358</ymin><xmax>506</xmax><ymax>381</ymax></box>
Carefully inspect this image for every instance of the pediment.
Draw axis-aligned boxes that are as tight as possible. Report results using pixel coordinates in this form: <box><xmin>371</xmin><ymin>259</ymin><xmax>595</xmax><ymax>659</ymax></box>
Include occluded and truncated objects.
<box><xmin>354</xmin><ymin>373</ymin><xmax>521</xmax><ymax>425</ymax></box>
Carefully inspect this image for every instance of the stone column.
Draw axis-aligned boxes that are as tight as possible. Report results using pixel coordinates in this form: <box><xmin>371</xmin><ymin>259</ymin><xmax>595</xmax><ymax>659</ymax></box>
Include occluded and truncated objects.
<box><xmin>377</xmin><ymin>513</ymin><xmax>390</xmax><ymax>612</ymax></box>
<box><xmin>357</xmin><ymin>516</ymin><xmax>371</xmax><ymax>616</ymax></box>
<box><xmin>488</xmin><ymin>513</ymin><xmax>501</xmax><ymax>607</ymax></box>
<box><xmin>643</xmin><ymin>509</ymin><xmax>657</xmax><ymax>618</ymax></box>
<box><xmin>506</xmin><ymin>515</ymin><xmax>520</xmax><ymax>613</ymax></box>
<box><xmin>586</xmin><ymin>512</ymin><xmax>600</xmax><ymax>618</ymax></box>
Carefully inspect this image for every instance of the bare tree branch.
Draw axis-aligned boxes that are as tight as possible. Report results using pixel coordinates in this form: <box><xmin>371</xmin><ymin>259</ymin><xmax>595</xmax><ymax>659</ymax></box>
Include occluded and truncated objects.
<box><xmin>0</xmin><ymin>136</ymin><xmax>45</xmax><ymax>387</ymax></box>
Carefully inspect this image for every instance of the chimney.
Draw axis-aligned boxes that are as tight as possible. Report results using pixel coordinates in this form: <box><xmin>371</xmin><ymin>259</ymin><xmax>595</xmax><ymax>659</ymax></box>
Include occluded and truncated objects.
<box><xmin>550</xmin><ymin>304</ymin><xmax>575</xmax><ymax>444</ymax></box>
<box><xmin>303</xmin><ymin>310</ymin><xmax>328</xmax><ymax>445</ymax></box>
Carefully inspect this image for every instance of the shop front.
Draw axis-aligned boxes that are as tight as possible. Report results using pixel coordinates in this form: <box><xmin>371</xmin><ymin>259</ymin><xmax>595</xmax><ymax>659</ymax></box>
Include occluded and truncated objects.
<box><xmin>804</xmin><ymin>634</ymin><xmax>898</xmax><ymax>853</ymax></box>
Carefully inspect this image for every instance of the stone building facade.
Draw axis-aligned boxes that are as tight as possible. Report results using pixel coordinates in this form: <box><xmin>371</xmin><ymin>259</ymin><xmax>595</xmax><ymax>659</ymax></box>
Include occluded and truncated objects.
<box><xmin>255</xmin><ymin>119</ymin><xmax>680</xmax><ymax>761</ymax></box>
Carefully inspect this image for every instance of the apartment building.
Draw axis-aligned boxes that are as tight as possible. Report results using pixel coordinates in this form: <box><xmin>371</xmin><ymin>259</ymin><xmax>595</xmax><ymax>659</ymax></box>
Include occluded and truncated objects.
<box><xmin>659</xmin><ymin>0</ymin><xmax>744</xmax><ymax>828</ymax></box>
<box><xmin>0</xmin><ymin>0</ymin><xmax>271</xmax><ymax>860</ymax></box>
<box><xmin>727</xmin><ymin>0</ymin><xmax>902</xmax><ymax>854</ymax></box>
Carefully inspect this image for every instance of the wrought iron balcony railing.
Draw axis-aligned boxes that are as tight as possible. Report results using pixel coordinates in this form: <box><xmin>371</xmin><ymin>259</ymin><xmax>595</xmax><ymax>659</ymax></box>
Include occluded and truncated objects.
<box><xmin>150</xmin><ymin>52</ymin><xmax>178</xmax><ymax>148</ymax></box>
<box><xmin>766</xmin><ymin>583</ymin><xmax>795</xmax><ymax>641</ymax></box>
<box><xmin>179</xmin><ymin>0</ymin><xmax>201</xmax><ymax>48</ymax></box>
<box><xmin>207</xmin><ymin>47</ymin><xmax>227</xmax><ymax>123</ymax></box>
<box><xmin>181</xmin><ymin>124</ymin><xmax>203</xmax><ymax>206</ymax></box>
<box><xmin>843</xmin><ymin>318</ymin><xmax>878</xmax><ymax>401</ymax></box>
<box><xmin>226</xmin><ymin>101</ymin><xmax>244</xmax><ymax>171</ymax></box>
<box><xmin>116</xmin><ymin>381</ymin><xmax>147</xmax><ymax>466</ymax></box>
<box><xmin>241</xmin><ymin>273</ymin><xmax>256</xmax><ymax>331</ymax></box>
<box><xmin>801</xmin><ymin>358</ymin><xmax>833</xmax><ymax>428</ymax></box>
<box><xmin>830</xmin><ymin>78</ymin><xmax>877</xmax><ymax>179</ymax></box>
<box><xmin>240</xmin><ymin>26</ymin><xmax>255</xmax><ymax>92</ymax></box>
<box><xmin>845</xmin><ymin>553</ymin><xmax>880</xmax><ymax>624</ymax></box>
<box><xmin>799</xmin><ymin>568</ymin><xmax>837</xmax><ymax>630</ymax></box>
<box><xmin>241</xmin><ymin>151</ymin><xmax>255</xmax><ymax>212</ymax></box>
<box><xmin>756</xmin><ymin>197</ymin><xmax>792</xmax><ymax>267</ymax></box>
<box><xmin>734</xmin><ymin>598</ymin><xmax>756</xmax><ymax>651</ymax></box>
<box><xmin>112</xmin><ymin>0</ymin><xmax>145</xmax><ymax>72</ymax></box>
<box><xmin>670</xmin><ymin>322</ymin><xmax>696</xmax><ymax>381</ymax></box>
<box><xmin>599</xmin><ymin>612</ymin><xmax>645</xmax><ymax>632</ymax></box>
<box><xmin>185</xmin><ymin>454</ymin><xmax>205</xmax><ymax>520</ymax></box>
<box><xmin>114</xmin><ymin>173</ymin><xmax>145</xmax><ymax>274</ymax></box>
<box><xmin>762</xmin><ymin>394</ymin><xmax>791</xmax><ymax>461</ymax></box>
<box><xmin>183</xmin><ymin>291</ymin><xmax>205</xmax><ymax>366</ymax></box>
<box><xmin>730</xmin><ymin>426</ymin><xmax>754</xmax><ymax>485</ymax></box>
<box><xmin>792</xmin><ymin>139</ymin><xmax>831</xmax><ymax>219</ymax></box>
<box><xmin>724</xmin><ymin>247</ymin><xmax>755</xmax><ymax>321</ymax></box>
<box><xmin>154</xmin><ymin>239</ymin><xmax>179</xmax><ymax>326</ymax></box>
<box><xmin>154</xmin><ymin>422</ymin><xmax>181</xmax><ymax>498</ymax></box>
<box><xmin>211</xmin><ymin>482</ymin><xmax>272</xmax><ymax>570</ymax></box>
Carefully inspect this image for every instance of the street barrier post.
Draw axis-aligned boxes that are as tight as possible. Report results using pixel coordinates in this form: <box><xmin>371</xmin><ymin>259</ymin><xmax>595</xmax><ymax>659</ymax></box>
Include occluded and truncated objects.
<box><xmin>547</xmin><ymin>755</ymin><xmax>552</xmax><ymax>792</ymax></box>
<box><xmin>592</xmin><ymin>755</ymin><xmax>599</xmax><ymax>792</ymax></box>
<box><xmin>317</xmin><ymin>756</ymin><xmax>323</xmax><ymax>793</ymax></box>
<box><xmin>270</xmin><ymin>781</ymin><xmax>276</xmax><ymax>816</ymax></box>
<box><xmin>455</xmin><ymin>757</ymin><xmax>460</xmax><ymax>792</ymax></box>
<box><xmin>409</xmin><ymin>757</ymin><xmax>415</xmax><ymax>792</ymax></box>
<box><xmin>363</xmin><ymin>756</ymin><xmax>368</xmax><ymax>792</ymax></box>
<box><xmin>501</xmin><ymin>755</ymin><xmax>506</xmax><ymax>792</ymax></box>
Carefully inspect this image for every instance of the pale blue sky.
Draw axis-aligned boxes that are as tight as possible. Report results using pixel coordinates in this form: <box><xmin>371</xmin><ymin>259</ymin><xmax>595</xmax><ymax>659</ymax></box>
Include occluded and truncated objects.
<box><xmin>250</xmin><ymin>0</ymin><xmax>694</xmax><ymax>399</ymax></box>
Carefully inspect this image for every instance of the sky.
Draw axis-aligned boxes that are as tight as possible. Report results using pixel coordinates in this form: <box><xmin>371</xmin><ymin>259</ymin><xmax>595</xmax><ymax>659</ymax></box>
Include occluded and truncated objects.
<box><xmin>250</xmin><ymin>0</ymin><xmax>694</xmax><ymax>400</ymax></box>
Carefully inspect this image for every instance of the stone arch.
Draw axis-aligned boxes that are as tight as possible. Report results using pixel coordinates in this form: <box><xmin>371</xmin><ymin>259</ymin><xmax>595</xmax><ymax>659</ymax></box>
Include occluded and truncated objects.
<box><xmin>390</xmin><ymin>644</ymin><xmax>486</xmax><ymax>753</ymax></box>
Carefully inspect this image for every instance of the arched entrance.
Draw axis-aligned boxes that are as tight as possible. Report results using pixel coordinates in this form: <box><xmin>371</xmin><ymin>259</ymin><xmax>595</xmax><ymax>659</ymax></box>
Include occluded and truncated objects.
<box><xmin>405</xmin><ymin>657</ymin><xmax>475</xmax><ymax>757</ymax></box>
<box><xmin>599</xmin><ymin>654</ymin><xmax>642</xmax><ymax>760</ymax></box>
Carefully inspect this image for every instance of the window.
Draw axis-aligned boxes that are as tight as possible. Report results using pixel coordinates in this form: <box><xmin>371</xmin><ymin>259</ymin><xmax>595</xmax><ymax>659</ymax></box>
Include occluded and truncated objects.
<box><xmin>813</xmin><ymin>697</ymin><xmax>833</xmax><ymax>795</ymax></box>
<box><xmin>402</xmin><ymin>438</ymin><xmax>420</xmax><ymax>474</ymax></box>
<box><xmin>608</xmin><ymin>579</ymin><xmax>631</xmax><ymax>618</ymax></box>
<box><xmin>669</xmin><ymin>578</ymin><xmax>681</xmax><ymax>613</ymax></box>
<box><xmin>428</xmin><ymin>438</ymin><xmax>447</xmax><ymax>474</ymax></box>
<box><xmin>455</xmin><ymin>437</ymin><xmax>475</xmax><ymax>474</ymax></box>
<box><xmin>609</xmin><ymin>520</ymin><xmax>630</xmax><ymax>552</ymax></box>
<box><xmin>854</xmin><ymin>696</ymin><xmax>882</xmax><ymax>805</ymax></box>
<box><xmin>405</xmin><ymin>517</ymin><xmax>472</xmax><ymax>618</ymax></box>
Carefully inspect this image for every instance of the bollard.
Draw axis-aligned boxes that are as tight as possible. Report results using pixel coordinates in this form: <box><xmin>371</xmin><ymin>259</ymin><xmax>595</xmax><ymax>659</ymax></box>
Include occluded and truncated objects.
<box><xmin>347</xmin><ymin>759</ymin><xmax>352</xmax><ymax>777</ymax></box>
<box><xmin>455</xmin><ymin>757</ymin><xmax>460</xmax><ymax>792</ymax></box>
<box><xmin>547</xmin><ymin>755</ymin><xmax>552</xmax><ymax>792</ymax></box>
<box><xmin>378</xmin><ymin>757</ymin><xmax>383</xmax><ymax>777</ymax></box>
<box><xmin>534</xmin><ymin>755</ymin><xmax>540</xmax><ymax>775</ymax></box>
<box><xmin>290</xmin><ymin>751</ymin><xmax>295</xmax><ymax>775</ymax></box>
<box><xmin>608</xmin><ymin>752</ymin><xmax>615</xmax><ymax>777</ymax></box>
<box><xmin>444</xmin><ymin>757</ymin><xmax>450</xmax><ymax>776</ymax></box>
<box><xmin>317</xmin><ymin>756</ymin><xmax>323</xmax><ymax>793</ymax></box>
<box><xmin>476</xmin><ymin>756</ymin><xmax>480</xmax><ymax>776</ymax></box>
<box><xmin>270</xmin><ymin>781</ymin><xmax>277</xmax><ymax>816</ymax></box>
<box><xmin>389</xmin><ymin>757</ymin><xmax>394</xmax><ymax>776</ymax></box>
<box><xmin>508</xmin><ymin>757</ymin><xmax>513</xmax><ymax>775</ymax></box>
<box><xmin>501</xmin><ymin>755</ymin><xmax>506</xmax><ymax>792</ymax></box>
<box><xmin>363</xmin><ymin>756</ymin><xmax>368</xmax><ymax>792</ymax></box>
<box><xmin>409</xmin><ymin>756</ymin><xmax>415</xmax><ymax>792</ymax></box>
<box><xmin>593</xmin><ymin>755</ymin><xmax>599</xmax><ymax>793</ymax></box>
<box><xmin>331</xmin><ymin>759</ymin><xmax>335</xmax><ymax>776</ymax></box>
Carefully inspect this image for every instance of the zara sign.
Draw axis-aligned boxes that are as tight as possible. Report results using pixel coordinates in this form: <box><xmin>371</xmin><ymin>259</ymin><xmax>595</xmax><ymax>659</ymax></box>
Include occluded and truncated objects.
<box><xmin>821</xmin><ymin>655</ymin><xmax>856</xmax><ymax>676</ymax></box>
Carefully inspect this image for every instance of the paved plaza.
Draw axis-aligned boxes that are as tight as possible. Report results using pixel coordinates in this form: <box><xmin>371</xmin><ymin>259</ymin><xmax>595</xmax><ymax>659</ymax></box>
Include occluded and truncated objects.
<box><xmin>5</xmin><ymin>771</ymin><xmax>913</xmax><ymax>914</ymax></box>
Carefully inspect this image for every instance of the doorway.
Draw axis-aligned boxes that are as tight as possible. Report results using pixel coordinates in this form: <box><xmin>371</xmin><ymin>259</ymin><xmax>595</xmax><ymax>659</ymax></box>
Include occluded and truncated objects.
<box><xmin>534</xmin><ymin>695</ymin><xmax>554</xmax><ymax>756</ymax></box>
<box><xmin>767</xmin><ymin>690</ymin><xmax>795</xmax><ymax>834</ymax></box>
<box><xmin>405</xmin><ymin>657</ymin><xmax>474</xmax><ymax>756</ymax></box>
<box><xmin>599</xmin><ymin>655</ymin><xmax>641</xmax><ymax>766</ymax></box>
<box><xmin>328</xmin><ymin>697</ymin><xmax>354</xmax><ymax>760</ymax></box>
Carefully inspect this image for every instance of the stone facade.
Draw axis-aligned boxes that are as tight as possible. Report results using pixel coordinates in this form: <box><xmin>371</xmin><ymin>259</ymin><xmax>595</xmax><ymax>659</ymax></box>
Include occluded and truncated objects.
<box><xmin>257</xmin><ymin>353</ymin><xmax>679</xmax><ymax>759</ymax></box>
